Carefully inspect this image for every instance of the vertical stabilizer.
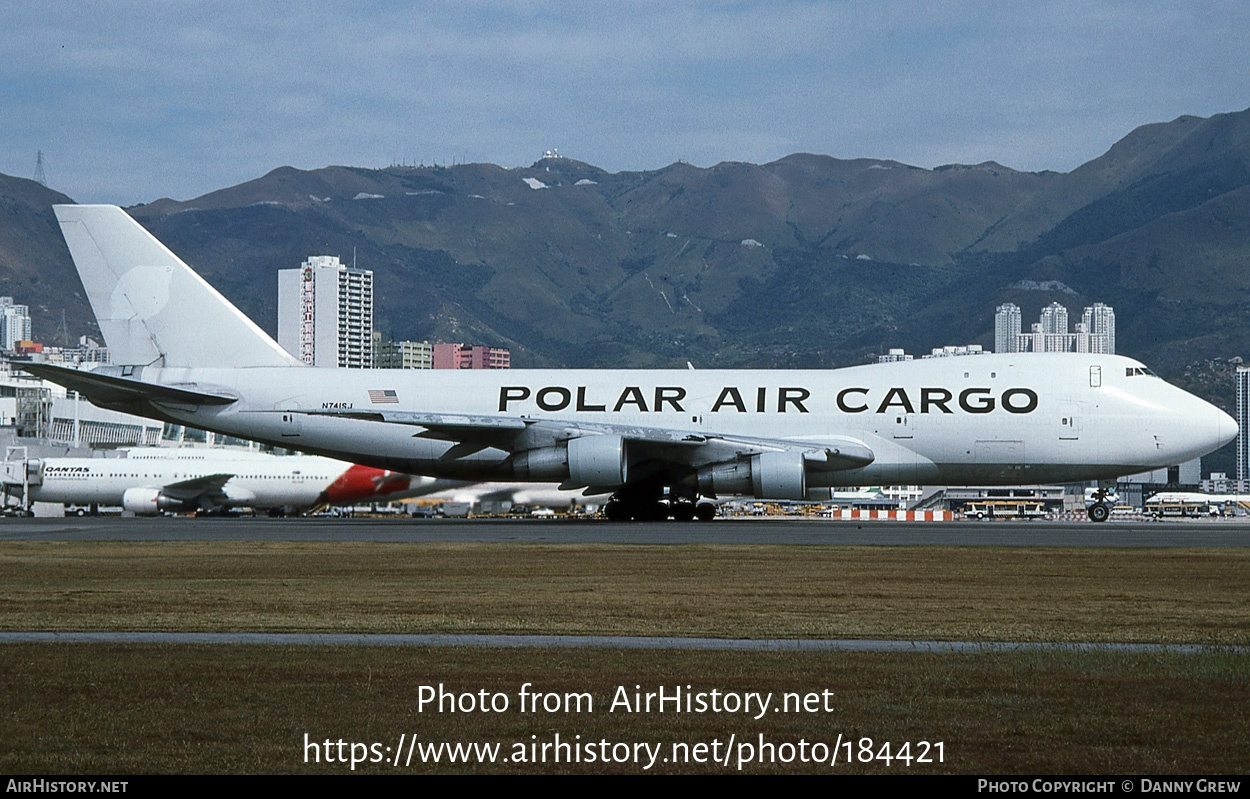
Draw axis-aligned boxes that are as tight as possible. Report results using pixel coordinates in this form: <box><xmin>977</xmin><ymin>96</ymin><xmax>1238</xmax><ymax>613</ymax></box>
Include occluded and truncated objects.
<box><xmin>54</xmin><ymin>205</ymin><xmax>302</xmax><ymax>368</ymax></box>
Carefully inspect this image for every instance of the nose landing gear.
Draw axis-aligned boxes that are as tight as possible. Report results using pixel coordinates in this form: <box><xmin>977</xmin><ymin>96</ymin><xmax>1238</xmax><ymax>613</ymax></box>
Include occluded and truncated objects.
<box><xmin>1086</xmin><ymin>484</ymin><xmax>1115</xmax><ymax>523</ymax></box>
<box><xmin>1087</xmin><ymin>502</ymin><xmax>1111</xmax><ymax>523</ymax></box>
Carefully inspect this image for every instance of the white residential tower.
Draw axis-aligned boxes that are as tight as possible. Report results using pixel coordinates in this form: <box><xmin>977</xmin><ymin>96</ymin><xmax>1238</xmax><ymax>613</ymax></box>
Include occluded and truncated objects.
<box><xmin>277</xmin><ymin>256</ymin><xmax>374</xmax><ymax>368</ymax></box>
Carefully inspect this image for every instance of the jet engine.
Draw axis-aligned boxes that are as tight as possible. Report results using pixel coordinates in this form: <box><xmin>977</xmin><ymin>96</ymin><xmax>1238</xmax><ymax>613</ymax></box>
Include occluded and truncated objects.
<box><xmin>697</xmin><ymin>451</ymin><xmax>808</xmax><ymax>500</ymax></box>
<box><xmin>511</xmin><ymin>435</ymin><xmax>628</xmax><ymax>486</ymax></box>
<box><xmin>121</xmin><ymin>487</ymin><xmax>193</xmax><ymax>515</ymax></box>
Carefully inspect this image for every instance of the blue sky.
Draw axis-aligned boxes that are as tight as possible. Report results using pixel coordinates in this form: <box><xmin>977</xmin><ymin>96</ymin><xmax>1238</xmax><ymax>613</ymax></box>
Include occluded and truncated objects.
<box><xmin>5</xmin><ymin>0</ymin><xmax>1250</xmax><ymax>205</ymax></box>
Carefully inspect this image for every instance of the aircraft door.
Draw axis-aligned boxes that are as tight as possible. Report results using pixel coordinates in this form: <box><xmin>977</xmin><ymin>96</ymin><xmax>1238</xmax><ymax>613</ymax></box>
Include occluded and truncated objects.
<box><xmin>277</xmin><ymin>403</ymin><xmax>302</xmax><ymax>438</ymax></box>
<box><xmin>1058</xmin><ymin>402</ymin><xmax>1081</xmax><ymax>441</ymax></box>
<box><xmin>891</xmin><ymin>411</ymin><xmax>916</xmax><ymax>440</ymax></box>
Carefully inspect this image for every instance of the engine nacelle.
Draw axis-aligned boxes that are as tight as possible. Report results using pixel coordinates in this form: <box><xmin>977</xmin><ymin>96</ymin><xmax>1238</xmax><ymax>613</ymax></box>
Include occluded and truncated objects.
<box><xmin>752</xmin><ymin>451</ymin><xmax>807</xmax><ymax>500</ymax></box>
<box><xmin>567</xmin><ymin>435</ymin><xmax>628</xmax><ymax>486</ymax></box>
<box><xmin>121</xmin><ymin>487</ymin><xmax>191</xmax><ymax>515</ymax></box>
<box><xmin>510</xmin><ymin>445</ymin><xmax>568</xmax><ymax>481</ymax></box>
<box><xmin>510</xmin><ymin>435</ymin><xmax>628</xmax><ymax>486</ymax></box>
<box><xmin>697</xmin><ymin>451</ymin><xmax>808</xmax><ymax>500</ymax></box>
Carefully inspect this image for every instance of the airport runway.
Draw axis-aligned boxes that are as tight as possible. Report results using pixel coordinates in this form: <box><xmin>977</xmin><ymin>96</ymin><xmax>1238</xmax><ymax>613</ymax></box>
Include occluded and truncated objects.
<box><xmin>2</xmin><ymin>515</ymin><xmax>1249</xmax><ymax>546</ymax></box>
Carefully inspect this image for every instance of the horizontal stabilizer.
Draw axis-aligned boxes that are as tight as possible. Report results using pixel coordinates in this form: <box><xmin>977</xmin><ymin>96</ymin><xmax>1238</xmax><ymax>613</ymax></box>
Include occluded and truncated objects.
<box><xmin>22</xmin><ymin>363</ymin><xmax>237</xmax><ymax>407</ymax></box>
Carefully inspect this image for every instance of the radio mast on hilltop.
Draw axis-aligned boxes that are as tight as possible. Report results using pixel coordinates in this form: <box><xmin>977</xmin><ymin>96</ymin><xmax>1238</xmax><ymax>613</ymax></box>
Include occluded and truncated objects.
<box><xmin>33</xmin><ymin>151</ymin><xmax>47</xmax><ymax>186</ymax></box>
<box><xmin>55</xmin><ymin>310</ymin><xmax>71</xmax><ymax>347</ymax></box>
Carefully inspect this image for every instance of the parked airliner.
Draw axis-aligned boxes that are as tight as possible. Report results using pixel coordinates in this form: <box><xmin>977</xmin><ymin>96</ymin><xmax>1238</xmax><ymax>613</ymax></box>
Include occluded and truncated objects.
<box><xmin>1144</xmin><ymin>491</ymin><xmax>1250</xmax><ymax>517</ymax></box>
<box><xmin>417</xmin><ymin>482</ymin><xmax>615</xmax><ymax>515</ymax></box>
<box><xmin>2</xmin><ymin>447</ymin><xmax>461</xmax><ymax>515</ymax></box>
<box><xmin>27</xmin><ymin>205</ymin><xmax>1238</xmax><ymax>522</ymax></box>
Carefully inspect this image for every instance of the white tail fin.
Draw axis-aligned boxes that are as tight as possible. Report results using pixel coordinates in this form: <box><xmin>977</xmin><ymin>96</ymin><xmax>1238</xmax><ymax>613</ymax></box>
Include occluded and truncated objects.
<box><xmin>54</xmin><ymin>205</ymin><xmax>301</xmax><ymax>368</ymax></box>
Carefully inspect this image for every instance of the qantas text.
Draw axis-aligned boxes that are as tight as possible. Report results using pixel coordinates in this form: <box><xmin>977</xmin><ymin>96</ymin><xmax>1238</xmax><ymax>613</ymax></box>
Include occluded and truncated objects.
<box><xmin>499</xmin><ymin>386</ymin><xmax>1039</xmax><ymax>415</ymax></box>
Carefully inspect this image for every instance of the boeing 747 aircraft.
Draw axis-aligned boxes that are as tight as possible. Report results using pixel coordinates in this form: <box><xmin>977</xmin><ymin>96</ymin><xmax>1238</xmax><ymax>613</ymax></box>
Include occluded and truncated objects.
<box><xmin>26</xmin><ymin>205</ymin><xmax>1237</xmax><ymax>522</ymax></box>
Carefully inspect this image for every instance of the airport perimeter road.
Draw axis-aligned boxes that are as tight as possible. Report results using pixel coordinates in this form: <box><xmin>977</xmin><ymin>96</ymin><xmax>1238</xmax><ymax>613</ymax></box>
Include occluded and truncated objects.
<box><xmin>1</xmin><ymin>516</ymin><xmax>1249</xmax><ymax>546</ymax></box>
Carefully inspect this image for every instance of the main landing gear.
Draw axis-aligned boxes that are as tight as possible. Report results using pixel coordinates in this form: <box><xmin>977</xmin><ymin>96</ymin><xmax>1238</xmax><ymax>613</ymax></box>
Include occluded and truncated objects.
<box><xmin>602</xmin><ymin>482</ymin><xmax>717</xmax><ymax>521</ymax></box>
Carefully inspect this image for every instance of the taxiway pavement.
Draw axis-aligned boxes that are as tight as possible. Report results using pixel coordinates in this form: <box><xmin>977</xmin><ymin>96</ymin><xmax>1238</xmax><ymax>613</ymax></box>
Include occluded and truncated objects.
<box><xmin>2</xmin><ymin>515</ymin><xmax>1248</xmax><ymax>546</ymax></box>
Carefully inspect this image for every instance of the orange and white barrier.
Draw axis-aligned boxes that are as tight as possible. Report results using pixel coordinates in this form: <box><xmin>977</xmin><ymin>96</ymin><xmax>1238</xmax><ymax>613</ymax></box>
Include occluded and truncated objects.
<box><xmin>832</xmin><ymin>509</ymin><xmax>951</xmax><ymax>521</ymax></box>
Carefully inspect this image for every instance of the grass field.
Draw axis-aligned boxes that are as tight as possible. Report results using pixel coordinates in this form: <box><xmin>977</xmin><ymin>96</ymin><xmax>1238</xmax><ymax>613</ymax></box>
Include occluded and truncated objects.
<box><xmin>2</xmin><ymin>541</ymin><xmax>1247</xmax><ymax>773</ymax></box>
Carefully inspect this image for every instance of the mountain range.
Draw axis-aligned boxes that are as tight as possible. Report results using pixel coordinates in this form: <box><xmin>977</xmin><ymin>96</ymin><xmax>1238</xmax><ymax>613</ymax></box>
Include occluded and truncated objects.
<box><xmin>3</xmin><ymin>108</ymin><xmax>1250</xmax><ymax>378</ymax></box>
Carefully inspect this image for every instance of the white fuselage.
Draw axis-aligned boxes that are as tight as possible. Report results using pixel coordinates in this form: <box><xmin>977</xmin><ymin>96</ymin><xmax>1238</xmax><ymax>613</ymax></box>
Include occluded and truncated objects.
<box><xmin>121</xmin><ymin>352</ymin><xmax>1235</xmax><ymax>489</ymax></box>
<box><xmin>426</xmin><ymin>482</ymin><xmax>613</xmax><ymax>510</ymax></box>
<box><xmin>1146</xmin><ymin>492</ymin><xmax>1250</xmax><ymax>505</ymax></box>
<box><xmin>27</xmin><ymin>449</ymin><xmax>349</xmax><ymax>510</ymax></box>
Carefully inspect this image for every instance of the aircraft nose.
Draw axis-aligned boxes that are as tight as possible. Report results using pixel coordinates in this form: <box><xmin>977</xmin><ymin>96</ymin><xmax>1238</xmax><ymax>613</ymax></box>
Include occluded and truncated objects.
<box><xmin>1166</xmin><ymin>392</ymin><xmax>1238</xmax><ymax>464</ymax></box>
<box><xmin>1216</xmin><ymin>407</ymin><xmax>1239</xmax><ymax>450</ymax></box>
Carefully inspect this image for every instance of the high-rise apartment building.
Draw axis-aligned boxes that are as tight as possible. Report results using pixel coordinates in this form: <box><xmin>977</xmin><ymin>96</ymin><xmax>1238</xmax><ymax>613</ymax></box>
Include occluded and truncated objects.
<box><xmin>1237</xmin><ymin>366</ymin><xmax>1250</xmax><ymax>482</ymax></box>
<box><xmin>277</xmin><ymin>256</ymin><xmax>373</xmax><ymax>368</ymax></box>
<box><xmin>994</xmin><ymin>303</ymin><xmax>1022</xmax><ymax>353</ymax></box>
<box><xmin>1038</xmin><ymin>302</ymin><xmax>1068</xmax><ymax>335</ymax></box>
<box><xmin>0</xmin><ymin>297</ymin><xmax>32</xmax><ymax>351</ymax></box>
<box><xmin>1081</xmin><ymin>302</ymin><xmax>1116</xmax><ymax>354</ymax></box>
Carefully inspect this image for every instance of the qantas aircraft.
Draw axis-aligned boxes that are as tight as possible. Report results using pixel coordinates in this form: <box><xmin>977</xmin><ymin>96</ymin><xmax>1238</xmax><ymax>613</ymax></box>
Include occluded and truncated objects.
<box><xmin>26</xmin><ymin>205</ymin><xmax>1237</xmax><ymax>523</ymax></box>
<box><xmin>4</xmin><ymin>447</ymin><xmax>460</xmax><ymax>516</ymax></box>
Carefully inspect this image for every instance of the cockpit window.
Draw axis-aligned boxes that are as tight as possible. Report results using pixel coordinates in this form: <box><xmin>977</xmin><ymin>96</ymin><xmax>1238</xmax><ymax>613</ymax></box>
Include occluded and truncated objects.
<box><xmin>1125</xmin><ymin>367</ymin><xmax>1158</xmax><ymax>377</ymax></box>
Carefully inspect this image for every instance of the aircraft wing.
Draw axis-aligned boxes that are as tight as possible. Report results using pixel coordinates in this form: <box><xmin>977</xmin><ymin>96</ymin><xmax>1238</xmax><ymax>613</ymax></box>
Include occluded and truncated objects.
<box><xmin>304</xmin><ymin>409</ymin><xmax>531</xmax><ymax>459</ymax></box>
<box><xmin>159</xmin><ymin>473</ymin><xmax>235</xmax><ymax>501</ymax></box>
<box><xmin>307</xmin><ymin>409</ymin><xmax>530</xmax><ymax>434</ymax></box>
<box><xmin>302</xmin><ymin>408</ymin><xmax>719</xmax><ymax>446</ymax></box>
<box><xmin>154</xmin><ymin>473</ymin><xmax>238</xmax><ymax>511</ymax></box>
<box><xmin>297</xmin><ymin>408</ymin><xmax>875</xmax><ymax>490</ymax></box>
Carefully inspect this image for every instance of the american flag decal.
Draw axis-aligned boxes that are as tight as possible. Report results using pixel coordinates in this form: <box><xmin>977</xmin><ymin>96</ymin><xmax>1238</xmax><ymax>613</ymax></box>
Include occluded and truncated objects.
<box><xmin>368</xmin><ymin>389</ymin><xmax>399</xmax><ymax>404</ymax></box>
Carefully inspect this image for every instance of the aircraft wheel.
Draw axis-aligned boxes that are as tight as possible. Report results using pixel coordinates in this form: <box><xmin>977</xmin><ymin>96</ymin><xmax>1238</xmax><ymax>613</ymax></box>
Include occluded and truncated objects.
<box><xmin>1088</xmin><ymin>503</ymin><xmax>1111</xmax><ymax>523</ymax></box>
<box><xmin>637</xmin><ymin>501</ymin><xmax>670</xmax><ymax>522</ymax></box>
<box><xmin>671</xmin><ymin>501</ymin><xmax>696</xmax><ymax>522</ymax></box>
<box><xmin>604</xmin><ymin>499</ymin><xmax>630</xmax><ymax>521</ymax></box>
<box><xmin>694</xmin><ymin>502</ymin><xmax>717</xmax><ymax>521</ymax></box>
